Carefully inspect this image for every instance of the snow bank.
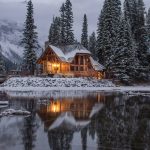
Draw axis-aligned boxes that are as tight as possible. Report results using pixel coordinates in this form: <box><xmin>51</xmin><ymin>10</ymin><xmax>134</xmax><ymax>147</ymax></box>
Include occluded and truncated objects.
<box><xmin>1</xmin><ymin>77</ymin><xmax>150</xmax><ymax>93</ymax></box>
<box><xmin>0</xmin><ymin>109</ymin><xmax>31</xmax><ymax>117</ymax></box>
<box><xmin>0</xmin><ymin>77</ymin><xmax>115</xmax><ymax>91</ymax></box>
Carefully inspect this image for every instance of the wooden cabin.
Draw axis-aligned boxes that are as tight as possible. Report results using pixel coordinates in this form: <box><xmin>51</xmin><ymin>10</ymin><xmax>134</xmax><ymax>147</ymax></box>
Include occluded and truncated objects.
<box><xmin>37</xmin><ymin>43</ymin><xmax>105</xmax><ymax>79</ymax></box>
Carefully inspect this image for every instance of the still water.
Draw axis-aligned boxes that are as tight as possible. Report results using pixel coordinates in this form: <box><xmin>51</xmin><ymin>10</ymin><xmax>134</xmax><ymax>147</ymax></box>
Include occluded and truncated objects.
<box><xmin>0</xmin><ymin>91</ymin><xmax>150</xmax><ymax>150</ymax></box>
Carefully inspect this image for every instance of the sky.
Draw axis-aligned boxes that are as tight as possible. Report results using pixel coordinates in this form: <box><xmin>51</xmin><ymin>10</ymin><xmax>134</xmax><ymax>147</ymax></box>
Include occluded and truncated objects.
<box><xmin>0</xmin><ymin>0</ymin><xmax>150</xmax><ymax>44</ymax></box>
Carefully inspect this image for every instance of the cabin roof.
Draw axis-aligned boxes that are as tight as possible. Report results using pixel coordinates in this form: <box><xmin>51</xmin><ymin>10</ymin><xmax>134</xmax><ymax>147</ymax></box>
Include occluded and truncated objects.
<box><xmin>50</xmin><ymin>44</ymin><xmax>91</xmax><ymax>62</ymax></box>
<box><xmin>90</xmin><ymin>57</ymin><xmax>105</xmax><ymax>71</ymax></box>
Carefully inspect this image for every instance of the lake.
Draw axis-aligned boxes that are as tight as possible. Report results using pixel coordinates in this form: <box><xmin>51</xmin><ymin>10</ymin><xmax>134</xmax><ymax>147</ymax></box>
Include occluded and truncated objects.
<box><xmin>0</xmin><ymin>91</ymin><xmax>150</xmax><ymax>150</ymax></box>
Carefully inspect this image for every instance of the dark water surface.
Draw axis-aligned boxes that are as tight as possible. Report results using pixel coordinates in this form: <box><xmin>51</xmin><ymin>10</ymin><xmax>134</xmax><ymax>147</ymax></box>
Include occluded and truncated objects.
<box><xmin>0</xmin><ymin>91</ymin><xmax>150</xmax><ymax>150</ymax></box>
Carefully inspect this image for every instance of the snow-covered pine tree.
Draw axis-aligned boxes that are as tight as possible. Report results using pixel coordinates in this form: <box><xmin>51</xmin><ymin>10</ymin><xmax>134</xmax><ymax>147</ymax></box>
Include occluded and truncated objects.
<box><xmin>81</xmin><ymin>14</ymin><xmax>88</xmax><ymax>49</ymax></box>
<box><xmin>64</xmin><ymin>0</ymin><xmax>74</xmax><ymax>45</ymax></box>
<box><xmin>124</xmin><ymin>0</ymin><xmax>149</xmax><ymax>80</ymax></box>
<box><xmin>146</xmin><ymin>8</ymin><xmax>150</xmax><ymax>71</ymax></box>
<box><xmin>146</xmin><ymin>8</ymin><xmax>150</xmax><ymax>25</ymax></box>
<box><xmin>48</xmin><ymin>17</ymin><xmax>61</xmax><ymax>46</ymax></box>
<box><xmin>89</xmin><ymin>32</ymin><xmax>96</xmax><ymax>59</ymax></box>
<box><xmin>60</xmin><ymin>3</ymin><xmax>67</xmax><ymax>46</ymax></box>
<box><xmin>146</xmin><ymin>8</ymin><xmax>150</xmax><ymax>49</ymax></box>
<box><xmin>0</xmin><ymin>46</ymin><xmax>5</xmax><ymax>74</ymax></box>
<box><xmin>96</xmin><ymin>10</ymin><xmax>105</xmax><ymax>64</ymax></box>
<box><xmin>54</xmin><ymin>17</ymin><xmax>61</xmax><ymax>46</ymax></box>
<box><xmin>124</xmin><ymin>0</ymin><xmax>139</xmax><ymax>39</ymax></box>
<box><xmin>136</xmin><ymin>0</ymin><xmax>149</xmax><ymax>79</ymax></box>
<box><xmin>21</xmin><ymin>0</ymin><xmax>38</xmax><ymax>75</ymax></box>
<box><xmin>112</xmin><ymin>17</ymin><xmax>139</xmax><ymax>83</ymax></box>
<box><xmin>96</xmin><ymin>0</ymin><xmax>121</xmax><ymax>71</ymax></box>
<box><xmin>136</xmin><ymin>0</ymin><xmax>146</xmax><ymax>42</ymax></box>
<box><xmin>136</xmin><ymin>26</ymin><xmax>149</xmax><ymax>79</ymax></box>
<box><xmin>48</xmin><ymin>17</ymin><xmax>55</xmax><ymax>44</ymax></box>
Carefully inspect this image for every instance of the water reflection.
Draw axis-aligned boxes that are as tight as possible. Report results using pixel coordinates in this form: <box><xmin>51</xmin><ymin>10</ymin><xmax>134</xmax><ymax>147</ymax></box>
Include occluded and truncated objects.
<box><xmin>0</xmin><ymin>92</ymin><xmax>149</xmax><ymax>150</ymax></box>
<box><xmin>37</xmin><ymin>93</ymin><xmax>105</xmax><ymax>130</ymax></box>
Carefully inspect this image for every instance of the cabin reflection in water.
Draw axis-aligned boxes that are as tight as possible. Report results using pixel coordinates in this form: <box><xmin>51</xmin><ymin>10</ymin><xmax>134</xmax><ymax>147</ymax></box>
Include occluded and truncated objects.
<box><xmin>37</xmin><ymin>93</ymin><xmax>105</xmax><ymax>130</ymax></box>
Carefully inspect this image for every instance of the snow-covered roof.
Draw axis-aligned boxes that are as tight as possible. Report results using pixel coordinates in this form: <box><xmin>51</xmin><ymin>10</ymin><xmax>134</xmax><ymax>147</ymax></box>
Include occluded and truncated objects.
<box><xmin>50</xmin><ymin>45</ymin><xmax>66</xmax><ymax>61</ymax></box>
<box><xmin>50</xmin><ymin>44</ymin><xmax>91</xmax><ymax>62</ymax></box>
<box><xmin>90</xmin><ymin>57</ymin><xmax>105</xmax><ymax>71</ymax></box>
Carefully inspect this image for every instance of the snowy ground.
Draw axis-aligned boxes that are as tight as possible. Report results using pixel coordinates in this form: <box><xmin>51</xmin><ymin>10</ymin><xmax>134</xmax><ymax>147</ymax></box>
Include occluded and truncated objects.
<box><xmin>0</xmin><ymin>77</ymin><xmax>115</xmax><ymax>91</ymax></box>
<box><xmin>0</xmin><ymin>77</ymin><xmax>150</xmax><ymax>93</ymax></box>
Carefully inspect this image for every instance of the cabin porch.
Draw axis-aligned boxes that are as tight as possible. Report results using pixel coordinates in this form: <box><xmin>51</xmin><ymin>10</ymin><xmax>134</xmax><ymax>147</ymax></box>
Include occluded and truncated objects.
<box><xmin>41</xmin><ymin>61</ymin><xmax>104</xmax><ymax>79</ymax></box>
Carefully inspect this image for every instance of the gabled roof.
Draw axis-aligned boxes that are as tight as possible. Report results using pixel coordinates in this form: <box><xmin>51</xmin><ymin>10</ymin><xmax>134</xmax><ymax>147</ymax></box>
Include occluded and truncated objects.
<box><xmin>50</xmin><ymin>44</ymin><xmax>91</xmax><ymax>62</ymax></box>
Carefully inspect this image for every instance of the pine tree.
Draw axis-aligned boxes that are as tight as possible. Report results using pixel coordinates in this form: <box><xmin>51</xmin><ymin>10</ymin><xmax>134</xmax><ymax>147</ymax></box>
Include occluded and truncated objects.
<box><xmin>96</xmin><ymin>10</ymin><xmax>105</xmax><ymax>64</ymax></box>
<box><xmin>124</xmin><ymin>0</ymin><xmax>139</xmax><ymax>39</ymax></box>
<box><xmin>137</xmin><ymin>0</ymin><xmax>145</xmax><ymax>27</ymax></box>
<box><xmin>136</xmin><ymin>26</ymin><xmax>149</xmax><ymax>79</ymax></box>
<box><xmin>48</xmin><ymin>17</ymin><xmax>61</xmax><ymax>46</ymax></box>
<box><xmin>89</xmin><ymin>32</ymin><xmax>96</xmax><ymax>59</ymax></box>
<box><xmin>60</xmin><ymin>3</ymin><xmax>67</xmax><ymax>45</ymax></box>
<box><xmin>124</xmin><ymin>0</ymin><xmax>149</xmax><ymax>80</ymax></box>
<box><xmin>21</xmin><ymin>0</ymin><xmax>38</xmax><ymax>75</ymax></box>
<box><xmin>64</xmin><ymin>0</ymin><xmax>74</xmax><ymax>45</ymax></box>
<box><xmin>48</xmin><ymin>17</ymin><xmax>55</xmax><ymax>44</ymax></box>
<box><xmin>146</xmin><ymin>8</ymin><xmax>150</xmax><ymax>25</ymax></box>
<box><xmin>0</xmin><ymin>46</ymin><xmax>5</xmax><ymax>74</ymax></box>
<box><xmin>146</xmin><ymin>8</ymin><xmax>150</xmax><ymax>70</ymax></box>
<box><xmin>54</xmin><ymin>17</ymin><xmax>61</xmax><ymax>46</ymax></box>
<box><xmin>81</xmin><ymin>14</ymin><xmax>88</xmax><ymax>49</ymax></box>
<box><xmin>112</xmin><ymin>17</ymin><xmax>139</xmax><ymax>83</ymax></box>
<box><xmin>136</xmin><ymin>0</ymin><xmax>149</xmax><ymax>79</ymax></box>
<box><xmin>136</xmin><ymin>0</ymin><xmax>145</xmax><ymax>42</ymax></box>
<box><xmin>96</xmin><ymin>0</ymin><xmax>121</xmax><ymax>71</ymax></box>
<box><xmin>146</xmin><ymin>8</ymin><xmax>150</xmax><ymax>48</ymax></box>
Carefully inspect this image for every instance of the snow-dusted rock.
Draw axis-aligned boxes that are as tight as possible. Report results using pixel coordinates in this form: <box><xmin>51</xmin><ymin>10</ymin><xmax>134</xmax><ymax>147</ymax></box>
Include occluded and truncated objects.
<box><xmin>0</xmin><ymin>108</ymin><xmax>31</xmax><ymax>117</ymax></box>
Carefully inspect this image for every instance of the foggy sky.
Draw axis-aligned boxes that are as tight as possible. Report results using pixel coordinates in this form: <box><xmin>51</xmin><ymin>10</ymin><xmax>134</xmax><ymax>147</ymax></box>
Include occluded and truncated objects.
<box><xmin>0</xmin><ymin>0</ymin><xmax>150</xmax><ymax>44</ymax></box>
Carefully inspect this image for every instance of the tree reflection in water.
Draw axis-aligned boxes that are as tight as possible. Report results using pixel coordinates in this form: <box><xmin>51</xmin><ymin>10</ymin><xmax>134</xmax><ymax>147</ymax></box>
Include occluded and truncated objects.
<box><xmin>48</xmin><ymin>128</ymin><xmax>74</xmax><ymax>150</ymax></box>
<box><xmin>89</xmin><ymin>95</ymin><xmax>150</xmax><ymax>150</ymax></box>
<box><xmin>46</xmin><ymin>94</ymin><xmax>150</xmax><ymax>150</ymax></box>
<box><xmin>20</xmin><ymin>99</ymin><xmax>38</xmax><ymax>150</ymax></box>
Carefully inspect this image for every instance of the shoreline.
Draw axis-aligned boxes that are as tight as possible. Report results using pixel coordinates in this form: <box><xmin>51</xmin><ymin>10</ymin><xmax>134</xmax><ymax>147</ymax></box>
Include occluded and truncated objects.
<box><xmin>0</xmin><ymin>86</ymin><xmax>150</xmax><ymax>92</ymax></box>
